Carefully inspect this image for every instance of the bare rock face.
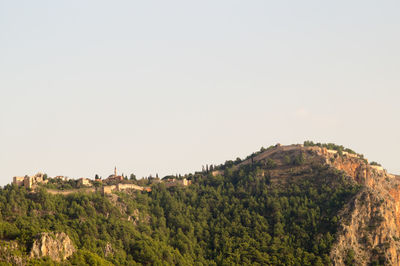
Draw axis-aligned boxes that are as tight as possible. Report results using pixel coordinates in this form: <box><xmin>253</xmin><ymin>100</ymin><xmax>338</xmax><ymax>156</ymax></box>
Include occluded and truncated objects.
<box><xmin>315</xmin><ymin>147</ymin><xmax>400</xmax><ymax>265</ymax></box>
<box><xmin>330</xmin><ymin>188</ymin><xmax>400</xmax><ymax>265</ymax></box>
<box><xmin>30</xmin><ymin>232</ymin><xmax>75</xmax><ymax>261</ymax></box>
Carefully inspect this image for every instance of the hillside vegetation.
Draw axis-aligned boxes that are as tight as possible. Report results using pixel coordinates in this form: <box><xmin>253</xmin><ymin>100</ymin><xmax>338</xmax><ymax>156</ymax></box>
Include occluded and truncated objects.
<box><xmin>1</xmin><ymin>142</ymin><xmax>394</xmax><ymax>265</ymax></box>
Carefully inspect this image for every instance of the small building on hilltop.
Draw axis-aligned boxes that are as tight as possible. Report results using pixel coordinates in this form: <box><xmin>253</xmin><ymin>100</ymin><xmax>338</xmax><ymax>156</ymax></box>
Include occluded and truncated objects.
<box><xmin>54</xmin><ymin>176</ymin><xmax>68</xmax><ymax>181</ymax></box>
<box><xmin>13</xmin><ymin>176</ymin><xmax>25</xmax><ymax>186</ymax></box>
<box><xmin>13</xmin><ymin>173</ymin><xmax>47</xmax><ymax>189</ymax></box>
<box><xmin>105</xmin><ymin>167</ymin><xmax>124</xmax><ymax>184</ymax></box>
<box><xmin>78</xmin><ymin>178</ymin><xmax>92</xmax><ymax>187</ymax></box>
<box><xmin>164</xmin><ymin>178</ymin><xmax>192</xmax><ymax>188</ymax></box>
<box><xmin>25</xmin><ymin>173</ymin><xmax>47</xmax><ymax>189</ymax></box>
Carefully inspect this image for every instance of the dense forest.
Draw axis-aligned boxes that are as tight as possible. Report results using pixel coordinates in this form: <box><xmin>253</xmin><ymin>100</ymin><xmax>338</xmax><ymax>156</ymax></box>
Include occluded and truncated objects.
<box><xmin>0</xmin><ymin>148</ymin><xmax>361</xmax><ymax>265</ymax></box>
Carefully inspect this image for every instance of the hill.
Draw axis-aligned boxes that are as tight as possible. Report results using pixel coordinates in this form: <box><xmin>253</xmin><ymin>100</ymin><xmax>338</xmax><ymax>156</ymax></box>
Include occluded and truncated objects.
<box><xmin>0</xmin><ymin>142</ymin><xmax>399</xmax><ymax>265</ymax></box>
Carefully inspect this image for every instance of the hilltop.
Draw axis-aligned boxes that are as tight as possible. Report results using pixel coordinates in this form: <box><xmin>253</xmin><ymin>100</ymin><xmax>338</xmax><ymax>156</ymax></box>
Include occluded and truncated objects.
<box><xmin>11</xmin><ymin>169</ymin><xmax>191</xmax><ymax>196</ymax></box>
<box><xmin>219</xmin><ymin>142</ymin><xmax>400</xmax><ymax>265</ymax></box>
<box><xmin>0</xmin><ymin>141</ymin><xmax>399</xmax><ymax>265</ymax></box>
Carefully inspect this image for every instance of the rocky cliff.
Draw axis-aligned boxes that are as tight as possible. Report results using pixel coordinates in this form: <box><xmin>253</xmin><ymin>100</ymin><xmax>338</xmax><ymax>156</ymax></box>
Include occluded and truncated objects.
<box><xmin>301</xmin><ymin>146</ymin><xmax>400</xmax><ymax>265</ymax></box>
<box><xmin>30</xmin><ymin>232</ymin><xmax>75</xmax><ymax>262</ymax></box>
<box><xmin>330</xmin><ymin>187</ymin><xmax>400</xmax><ymax>265</ymax></box>
<box><xmin>242</xmin><ymin>144</ymin><xmax>400</xmax><ymax>265</ymax></box>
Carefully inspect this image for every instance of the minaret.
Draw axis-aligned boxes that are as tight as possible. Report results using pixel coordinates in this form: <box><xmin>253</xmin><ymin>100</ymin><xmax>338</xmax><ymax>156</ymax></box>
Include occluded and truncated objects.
<box><xmin>114</xmin><ymin>166</ymin><xmax>117</xmax><ymax>177</ymax></box>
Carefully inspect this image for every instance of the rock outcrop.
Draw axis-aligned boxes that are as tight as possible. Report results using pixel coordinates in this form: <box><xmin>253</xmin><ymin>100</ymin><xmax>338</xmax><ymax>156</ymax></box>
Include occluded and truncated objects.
<box><xmin>104</xmin><ymin>242</ymin><xmax>114</xmax><ymax>257</ymax></box>
<box><xmin>330</xmin><ymin>188</ymin><xmax>400</xmax><ymax>265</ymax></box>
<box><xmin>0</xmin><ymin>241</ymin><xmax>24</xmax><ymax>265</ymax></box>
<box><xmin>30</xmin><ymin>232</ymin><xmax>75</xmax><ymax>261</ymax></box>
<box><xmin>311</xmin><ymin>146</ymin><xmax>400</xmax><ymax>265</ymax></box>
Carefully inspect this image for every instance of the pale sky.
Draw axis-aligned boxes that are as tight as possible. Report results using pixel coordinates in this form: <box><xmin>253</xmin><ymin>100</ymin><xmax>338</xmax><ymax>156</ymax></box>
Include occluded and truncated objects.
<box><xmin>1</xmin><ymin>1</ymin><xmax>399</xmax><ymax>185</ymax></box>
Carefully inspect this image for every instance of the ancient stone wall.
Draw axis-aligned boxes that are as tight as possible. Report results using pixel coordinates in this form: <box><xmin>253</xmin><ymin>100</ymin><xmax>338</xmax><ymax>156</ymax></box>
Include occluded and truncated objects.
<box><xmin>102</xmin><ymin>185</ymin><xmax>117</xmax><ymax>194</ymax></box>
<box><xmin>117</xmin><ymin>183</ymin><xmax>144</xmax><ymax>191</ymax></box>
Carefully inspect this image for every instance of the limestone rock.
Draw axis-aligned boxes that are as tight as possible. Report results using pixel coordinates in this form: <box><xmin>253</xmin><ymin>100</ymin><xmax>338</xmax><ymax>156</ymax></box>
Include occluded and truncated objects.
<box><xmin>104</xmin><ymin>242</ymin><xmax>114</xmax><ymax>257</ymax></box>
<box><xmin>0</xmin><ymin>241</ymin><xmax>23</xmax><ymax>265</ymax></box>
<box><xmin>330</xmin><ymin>188</ymin><xmax>400</xmax><ymax>265</ymax></box>
<box><xmin>30</xmin><ymin>232</ymin><xmax>75</xmax><ymax>261</ymax></box>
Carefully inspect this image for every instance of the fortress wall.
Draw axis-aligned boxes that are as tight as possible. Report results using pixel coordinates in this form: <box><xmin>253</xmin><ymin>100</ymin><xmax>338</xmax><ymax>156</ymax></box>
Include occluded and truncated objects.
<box><xmin>370</xmin><ymin>165</ymin><xmax>384</xmax><ymax>172</ymax></box>
<box><xmin>102</xmin><ymin>185</ymin><xmax>117</xmax><ymax>194</ymax></box>
<box><xmin>13</xmin><ymin>176</ymin><xmax>25</xmax><ymax>186</ymax></box>
<box><xmin>117</xmin><ymin>183</ymin><xmax>144</xmax><ymax>191</ymax></box>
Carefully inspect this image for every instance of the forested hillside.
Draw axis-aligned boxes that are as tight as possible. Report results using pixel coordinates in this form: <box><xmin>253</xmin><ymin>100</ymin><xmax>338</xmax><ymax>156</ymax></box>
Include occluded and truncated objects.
<box><xmin>0</xmin><ymin>144</ymin><xmax>372</xmax><ymax>265</ymax></box>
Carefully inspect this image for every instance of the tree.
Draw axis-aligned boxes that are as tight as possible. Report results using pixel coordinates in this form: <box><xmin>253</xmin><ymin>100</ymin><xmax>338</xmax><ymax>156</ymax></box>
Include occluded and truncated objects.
<box><xmin>130</xmin><ymin>174</ymin><xmax>136</xmax><ymax>181</ymax></box>
<box><xmin>292</xmin><ymin>153</ymin><xmax>305</xmax><ymax>166</ymax></box>
<box><xmin>265</xmin><ymin>158</ymin><xmax>277</xmax><ymax>169</ymax></box>
<box><xmin>344</xmin><ymin>249</ymin><xmax>355</xmax><ymax>266</ymax></box>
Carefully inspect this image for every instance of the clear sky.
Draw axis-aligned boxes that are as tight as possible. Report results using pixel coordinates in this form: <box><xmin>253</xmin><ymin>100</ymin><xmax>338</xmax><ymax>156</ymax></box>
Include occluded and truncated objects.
<box><xmin>1</xmin><ymin>1</ymin><xmax>399</xmax><ymax>185</ymax></box>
